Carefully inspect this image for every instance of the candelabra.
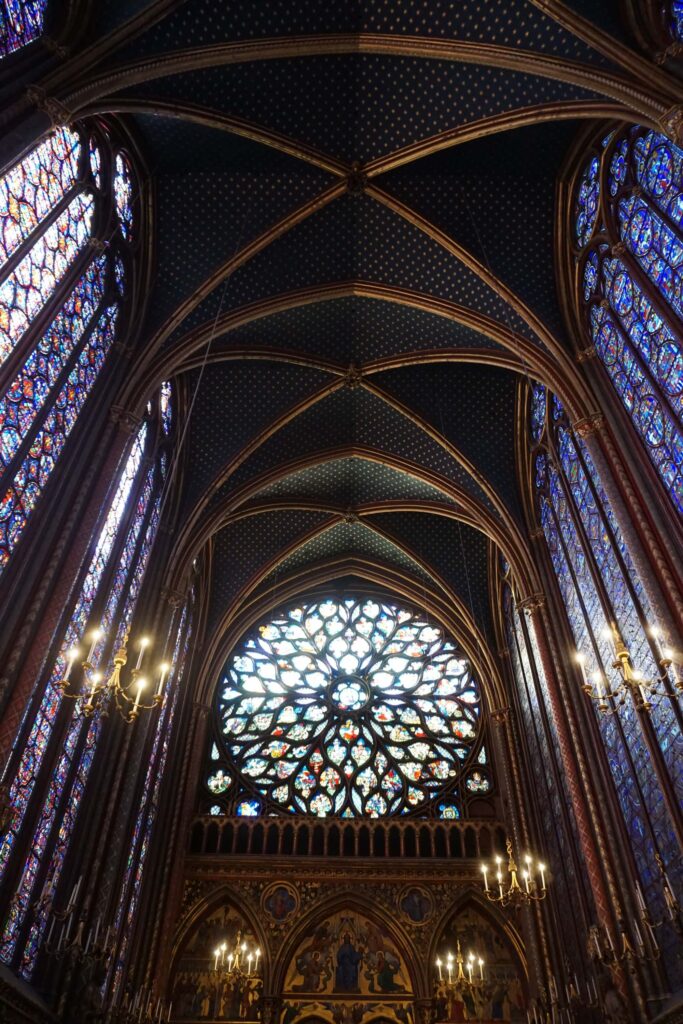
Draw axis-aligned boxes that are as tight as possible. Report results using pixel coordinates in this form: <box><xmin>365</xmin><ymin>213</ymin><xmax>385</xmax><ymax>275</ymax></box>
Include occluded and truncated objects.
<box><xmin>435</xmin><ymin>940</ymin><xmax>484</xmax><ymax>993</ymax></box>
<box><xmin>213</xmin><ymin>930</ymin><xmax>261</xmax><ymax>980</ymax></box>
<box><xmin>636</xmin><ymin>856</ymin><xmax>682</xmax><ymax>939</ymax></box>
<box><xmin>58</xmin><ymin>629</ymin><xmax>171</xmax><ymax>723</ymax></box>
<box><xmin>106</xmin><ymin>988</ymin><xmax>172</xmax><ymax>1022</ymax></box>
<box><xmin>577</xmin><ymin>622</ymin><xmax>682</xmax><ymax>715</ymax></box>
<box><xmin>587</xmin><ymin>916</ymin><xmax>659</xmax><ymax>975</ymax></box>
<box><xmin>480</xmin><ymin>839</ymin><xmax>547</xmax><ymax>908</ymax></box>
<box><xmin>41</xmin><ymin>876</ymin><xmax>115</xmax><ymax>966</ymax></box>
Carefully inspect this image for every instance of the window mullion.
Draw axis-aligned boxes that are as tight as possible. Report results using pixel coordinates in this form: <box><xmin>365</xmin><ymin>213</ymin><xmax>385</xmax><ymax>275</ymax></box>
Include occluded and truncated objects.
<box><xmin>0</xmin><ymin>292</ymin><xmax>110</xmax><ymax>490</ymax></box>
<box><xmin>0</xmin><ymin>183</ymin><xmax>83</xmax><ymax>285</ymax></box>
<box><xmin>540</xmin><ymin>481</ymin><xmax>661</xmax><ymax>855</ymax></box>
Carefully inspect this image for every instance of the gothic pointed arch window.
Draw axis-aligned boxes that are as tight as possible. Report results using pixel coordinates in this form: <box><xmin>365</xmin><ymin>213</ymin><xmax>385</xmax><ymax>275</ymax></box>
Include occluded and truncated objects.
<box><xmin>0</xmin><ymin>121</ymin><xmax>138</xmax><ymax>572</ymax></box>
<box><xmin>0</xmin><ymin>384</ymin><xmax>173</xmax><ymax>974</ymax></box>
<box><xmin>204</xmin><ymin>596</ymin><xmax>494</xmax><ymax>821</ymax></box>
<box><xmin>0</xmin><ymin>1</ymin><xmax>48</xmax><ymax>57</ymax></box>
<box><xmin>572</xmin><ymin>126</ymin><xmax>683</xmax><ymax>513</ymax></box>
<box><xmin>528</xmin><ymin>382</ymin><xmax>683</xmax><ymax>984</ymax></box>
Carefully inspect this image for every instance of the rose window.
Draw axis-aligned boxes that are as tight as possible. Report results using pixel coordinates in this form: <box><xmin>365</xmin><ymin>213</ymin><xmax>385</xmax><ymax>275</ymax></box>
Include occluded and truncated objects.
<box><xmin>213</xmin><ymin>597</ymin><xmax>486</xmax><ymax>817</ymax></box>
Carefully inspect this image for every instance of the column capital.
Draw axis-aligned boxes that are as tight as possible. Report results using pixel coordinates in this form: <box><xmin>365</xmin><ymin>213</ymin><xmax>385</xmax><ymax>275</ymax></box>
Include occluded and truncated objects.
<box><xmin>490</xmin><ymin>706</ymin><xmax>511</xmax><ymax>725</ymax></box>
<box><xmin>110</xmin><ymin>405</ymin><xmax>143</xmax><ymax>435</ymax></box>
<box><xmin>572</xmin><ymin>413</ymin><xmax>605</xmax><ymax>438</ymax></box>
<box><xmin>518</xmin><ymin>592</ymin><xmax>546</xmax><ymax>614</ymax></box>
<box><xmin>25</xmin><ymin>85</ymin><xmax>72</xmax><ymax>127</ymax></box>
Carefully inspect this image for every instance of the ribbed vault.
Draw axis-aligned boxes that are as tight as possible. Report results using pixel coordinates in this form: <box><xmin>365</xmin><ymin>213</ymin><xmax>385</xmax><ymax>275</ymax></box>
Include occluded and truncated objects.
<box><xmin>45</xmin><ymin>0</ymin><xmax>680</xmax><ymax>684</ymax></box>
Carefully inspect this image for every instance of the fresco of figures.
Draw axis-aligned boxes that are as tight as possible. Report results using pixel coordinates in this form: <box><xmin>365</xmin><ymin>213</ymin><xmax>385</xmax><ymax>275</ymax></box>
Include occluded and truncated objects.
<box><xmin>284</xmin><ymin>911</ymin><xmax>412</xmax><ymax>998</ymax></box>
<box><xmin>170</xmin><ymin>903</ymin><xmax>262</xmax><ymax>1021</ymax></box>
<box><xmin>434</xmin><ymin>905</ymin><xmax>527</xmax><ymax>1023</ymax></box>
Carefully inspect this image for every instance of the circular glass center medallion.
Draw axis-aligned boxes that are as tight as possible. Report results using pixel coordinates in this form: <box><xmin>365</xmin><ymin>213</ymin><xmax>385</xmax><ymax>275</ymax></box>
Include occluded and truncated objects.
<box><xmin>330</xmin><ymin>675</ymin><xmax>370</xmax><ymax>712</ymax></box>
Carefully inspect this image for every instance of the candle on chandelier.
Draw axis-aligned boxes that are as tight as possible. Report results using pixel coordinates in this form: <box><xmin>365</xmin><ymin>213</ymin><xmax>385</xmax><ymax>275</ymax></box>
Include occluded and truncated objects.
<box><xmin>481</xmin><ymin>864</ymin><xmax>489</xmax><ymax>892</ymax></box>
<box><xmin>478</xmin><ymin>958</ymin><xmax>484</xmax><ymax>980</ymax></box>
<box><xmin>467</xmin><ymin>959</ymin><xmax>473</xmax><ymax>983</ymax></box>
<box><xmin>135</xmin><ymin>637</ymin><xmax>150</xmax><ymax>671</ymax></box>
<box><xmin>539</xmin><ymin>863</ymin><xmax>546</xmax><ymax>890</ymax></box>
<box><xmin>575</xmin><ymin>652</ymin><xmax>588</xmax><ymax>687</ymax></box>
<box><xmin>248</xmin><ymin>953</ymin><xmax>253</xmax><ymax>975</ymax></box>
<box><xmin>228</xmin><ymin>953</ymin><xmax>234</xmax><ymax>971</ymax></box>
<box><xmin>155</xmin><ymin>663</ymin><xmax>170</xmax><ymax>699</ymax></box>
<box><xmin>591</xmin><ymin>672</ymin><xmax>604</xmax><ymax>702</ymax></box>
<box><xmin>134</xmin><ymin>678</ymin><xmax>147</xmax><ymax>711</ymax></box>
<box><xmin>447</xmin><ymin>954</ymin><xmax>453</xmax><ymax>983</ymax></box>
<box><xmin>87</xmin><ymin>630</ymin><xmax>102</xmax><ymax>663</ymax></box>
<box><xmin>88</xmin><ymin>671</ymin><xmax>102</xmax><ymax>701</ymax></box>
<box><xmin>65</xmin><ymin>647</ymin><xmax>80</xmax><ymax>683</ymax></box>
<box><xmin>436</xmin><ymin>958</ymin><xmax>443</xmax><ymax>981</ymax></box>
<box><xmin>255</xmin><ymin>948</ymin><xmax>261</xmax><ymax>971</ymax></box>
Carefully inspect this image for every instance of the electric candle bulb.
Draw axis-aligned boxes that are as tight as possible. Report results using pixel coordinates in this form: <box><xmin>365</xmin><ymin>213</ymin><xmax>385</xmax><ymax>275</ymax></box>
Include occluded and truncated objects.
<box><xmin>478</xmin><ymin>958</ymin><xmax>484</xmax><ymax>980</ymax></box>
<box><xmin>65</xmin><ymin>648</ymin><xmax>80</xmax><ymax>682</ymax></box>
<box><xmin>87</xmin><ymin>629</ymin><xmax>102</xmax><ymax>662</ymax></box>
<box><xmin>134</xmin><ymin>678</ymin><xmax>147</xmax><ymax>710</ymax></box>
<box><xmin>135</xmin><ymin>637</ymin><xmax>150</xmax><ymax>671</ymax></box>
<box><xmin>155</xmin><ymin>663</ymin><xmax>170</xmax><ymax>699</ymax></box>
<box><xmin>538</xmin><ymin>863</ymin><xmax>546</xmax><ymax>890</ymax></box>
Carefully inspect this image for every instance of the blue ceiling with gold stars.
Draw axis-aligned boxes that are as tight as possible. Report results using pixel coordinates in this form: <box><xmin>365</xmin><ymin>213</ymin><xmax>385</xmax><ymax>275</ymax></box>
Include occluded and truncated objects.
<box><xmin>76</xmin><ymin>0</ymin><xmax>650</xmax><ymax>651</ymax></box>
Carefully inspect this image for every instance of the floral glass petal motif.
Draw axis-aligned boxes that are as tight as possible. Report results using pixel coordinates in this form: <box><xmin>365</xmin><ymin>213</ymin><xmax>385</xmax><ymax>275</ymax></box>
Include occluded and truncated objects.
<box><xmin>0</xmin><ymin>1</ymin><xmax>48</xmax><ymax>58</ymax></box>
<box><xmin>574</xmin><ymin>128</ymin><xmax>683</xmax><ymax>514</ymax></box>
<box><xmin>216</xmin><ymin>598</ymin><xmax>482</xmax><ymax>818</ymax></box>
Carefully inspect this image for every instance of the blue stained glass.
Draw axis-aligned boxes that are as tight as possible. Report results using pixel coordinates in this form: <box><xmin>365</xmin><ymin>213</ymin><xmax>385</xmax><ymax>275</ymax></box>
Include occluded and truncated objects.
<box><xmin>0</xmin><ymin>255</ymin><xmax>107</xmax><ymax>471</ymax></box>
<box><xmin>575</xmin><ymin>129</ymin><xmax>683</xmax><ymax>516</ymax></box>
<box><xmin>0</xmin><ymin>425</ymin><xmax>146</xmax><ymax>892</ymax></box>
<box><xmin>536</xmin><ymin>427</ymin><xmax>683</xmax><ymax>983</ymax></box>
<box><xmin>530</xmin><ymin>383</ymin><xmax>546</xmax><ymax>443</ymax></box>
<box><xmin>19</xmin><ymin>458</ymin><xmax>163</xmax><ymax>974</ymax></box>
<box><xmin>215</xmin><ymin>598</ymin><xmax>482</xmax><ymax>818</ymax></box>
<box><xmin>574</xmin><ymin>155</ymin><xmax>600</xmax><ymax>246</ymax></box>
<box><xmin>0</xmin><ymin>305</ymin><xmax>120</xmax><ymax>570</ymax></box>
<box><xmin>618</xmin><ymin>194</ymin><xmax>683</xmax><ymax>319</ymax></box>
<box><xmin>672</xmin><ymin>1</ymin><xmax>683</xmax><ymax>41</ymax></box>
<box><xmin>0</xmin><ymin>1</ymin><xmax>47</xmax><ymax>56</ymax></box>
<box><xmin>237</xmin><ymin>800</ymin><xmax>260</xmax><ymax>817</ymax></box>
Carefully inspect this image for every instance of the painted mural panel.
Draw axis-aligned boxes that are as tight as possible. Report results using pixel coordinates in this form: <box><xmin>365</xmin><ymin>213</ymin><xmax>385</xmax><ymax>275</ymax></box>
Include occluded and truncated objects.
<box><xmin>284</xmin><ymin>911</ymin><xmax>412</xmax><ymax>998</ymax></box>
<box><xmin>434</xmin><ymin>906</ymin><xmax>526</xmax><ymax>1023</ymax></box>
<box><xmin>281</xmin><ymin>1000</ymin><xmax>415</xmax><ymax>1024</ymax></box>
<box><xmin>170</xmin><ymin>903</ymin><xmax>262</xmax><ymax>1021</ymax></box>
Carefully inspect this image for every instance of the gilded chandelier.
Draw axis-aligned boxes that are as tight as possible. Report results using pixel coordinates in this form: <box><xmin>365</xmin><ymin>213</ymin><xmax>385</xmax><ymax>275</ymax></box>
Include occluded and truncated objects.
<box><xmin>213</xmin><ymin>931</ymin><xmax>261</xmax><ymax>980</ymax></box>
<box><xmin>59</xmin><ymin>629</ymin><xmax>170</xmax><ymax>722</ymax></box>
<box><xmin>577</xmin><ymin>622</ymin><xmax>682</xmax><ymax>715</ymax></box>
<box><xmin>436</xmin><ymin>940</ymin><xmax>485</xmax><ymax>993</ymax></box>
<box><xmin>480</xmin><ymin>839</ymin><xmax>547</xmax><ymax>908</ymax></box>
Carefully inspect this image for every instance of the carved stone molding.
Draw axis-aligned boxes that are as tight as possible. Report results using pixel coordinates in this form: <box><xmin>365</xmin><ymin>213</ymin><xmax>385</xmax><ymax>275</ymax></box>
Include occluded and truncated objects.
<box><xmin>490</xmin><ymin>706</ymin><xmax>511</xmax><ymax>725</ymax></box>
<box><xmin>41</xmin><ymin>34</ymin><xmax>70</xmax><ymax>59</ymax></box>
<box><xmin>572</xmin><ymin>413</ymin><xmax>606</xmax><ymax>438</ymax></box>
<box><xmin>162</xmin><ymin>586</ymin><xmax>186</xmax><ymax>608</ymax></box>
<box><xmin>343</xmin><ymin>364</ymin><xmax>363</xmax><ymax>389</ymax></box>
<box><xmin>342</xmin><ymin>509</ymin><xmax>359</xmax><ymax>525</ymax></box>
<box><xmin>25</xmin><ymin>85</ymin><xmax>72</xmax><ymax>128</ymax></box>
<box><xmin>110</xmin><ymin>405</ymin><xmax>143</xmax><ymax>434</ymax></box>
<box><xmin>346</xmin><ymin>162</ymin><xmax>368</xmax><ymax>196</ymax></box>
<box><xmin>576</xmin><ymin>345</ymin><xmax>597</xmax><ymax>363</ymax></box>
<box><xmin>518</xmin><ymin>592</ymin><xmax>546</xmax><ymax>614</ymax></box>
<box><xmin>658</xmin><ymin>104</ymin><xmax>683</xmax><ymax>144</ymax></box>
<box><xmin>655</xmin><ymin>42</ymin><xmax>683</xmax><ymax>64</ymax></box>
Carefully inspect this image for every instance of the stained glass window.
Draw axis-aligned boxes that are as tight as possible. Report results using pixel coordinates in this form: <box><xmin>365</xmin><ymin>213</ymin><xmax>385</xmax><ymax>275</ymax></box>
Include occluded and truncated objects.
<box><xmin>0</xmin><ymin>123</ymin><xmax>137</xmax><ymax>571</ymax></box>
<box><xmin>672</xmin><ymin>1</ymin><xmax>683</xmax><ymax>40</ymax></box>
<box><xmin>211</xmin><ymin>597</ymin><xmax>485</xmax><ymax>818</ymax></box>
<box><xmin>530</xmin><ymin>385</ymin><xmax>683</xmax><ymax>986</ymax></box>
<box><xmin>0</xmin><ymin>387</ymin><xmax>171</xmax><ymax>972</ymax></box>
<box><xmin>573</xmin><ymin>128</ymin><xmax>683</xmax><ymax>513</ymax></box>
<box><xmin>0</xmin><ymin>1</ymin><xmax>48</xmax><ymax>57</ymax></box>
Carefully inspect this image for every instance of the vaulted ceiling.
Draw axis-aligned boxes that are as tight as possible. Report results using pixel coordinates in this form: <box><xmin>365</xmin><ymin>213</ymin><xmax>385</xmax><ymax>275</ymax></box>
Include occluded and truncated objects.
<box><xmin>59</xmin><ymin>0</ymin><xmax>675</xmax><ymax>667</ymax></box>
